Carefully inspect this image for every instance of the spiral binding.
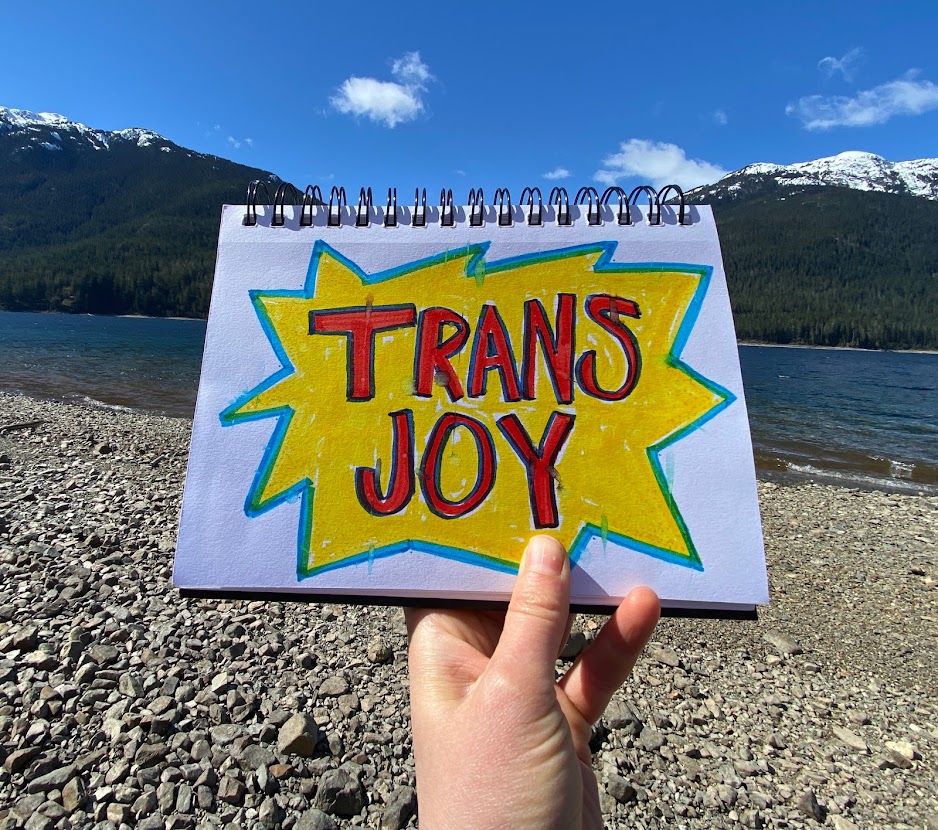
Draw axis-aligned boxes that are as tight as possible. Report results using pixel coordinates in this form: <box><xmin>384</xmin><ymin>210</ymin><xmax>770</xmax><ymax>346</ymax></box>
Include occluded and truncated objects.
<box><xmin>243</xmin><ymin>182</ymin><xmax>692</xmax><ymax>227</ymax></box>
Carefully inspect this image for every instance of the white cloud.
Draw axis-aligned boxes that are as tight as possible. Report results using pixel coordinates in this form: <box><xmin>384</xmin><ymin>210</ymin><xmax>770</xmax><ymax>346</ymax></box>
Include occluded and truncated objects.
<box><xmin>226</xmin><ymin>135</ymin><xmax>253</xmax><ymax>150</ymax></box>
<box><xmin>787</xmin><ymin>72</ymin><xmax>938</xmax><ymax>130</ymax></box>
<box><xmin>594</xmin><ymin>139</ymin><xmax>727</xmax><ymax>190</ymax></box>
<box><xmin>543</xmin><ymin>167</ymin><xmax>571</xmax><ymax>181</ymax></box>
<box><xmin>331</xmin><ymin>51</ymin><xmax>433</xmax><ymax>128</ymax></box>
<box><xmin>453</xmin><ymin>169</ymin><xmax>467</xmax><ymax>176</ymax></box>
<box><xmin>712</xmin><ymin>109</ymin><xmax>728</xmax><ymax>126</ymax></box>
<box><xmin>818</xmin><ymin>47</ymin><xmax>864</xmax><ymax>81</ymax></box>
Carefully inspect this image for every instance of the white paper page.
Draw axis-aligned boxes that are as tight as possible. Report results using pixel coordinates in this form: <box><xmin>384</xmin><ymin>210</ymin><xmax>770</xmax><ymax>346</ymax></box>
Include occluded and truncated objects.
<box><xmin>174</xmin><ymin>202</ymin><xmax>768</xmax><ymax>611</ymax></box>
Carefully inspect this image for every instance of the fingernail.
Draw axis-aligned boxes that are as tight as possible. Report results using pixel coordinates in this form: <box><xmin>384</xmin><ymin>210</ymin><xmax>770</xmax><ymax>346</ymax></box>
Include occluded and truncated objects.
<box><xmin>524</xmin><ymin>536</ymin><xmax>566</xmax><ymax>576</ymax></box>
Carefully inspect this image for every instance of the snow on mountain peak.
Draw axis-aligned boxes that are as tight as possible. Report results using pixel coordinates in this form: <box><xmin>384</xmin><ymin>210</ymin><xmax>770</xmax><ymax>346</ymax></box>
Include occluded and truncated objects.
<box><xmin>1</xmin><ymin>106</ymin><xmax>170</xmax><ymax>153</ymax></box>
<box><xmin>703</xmin><ymin>151</ymin><xmax>938</xmax><ymax>201</ymax></box>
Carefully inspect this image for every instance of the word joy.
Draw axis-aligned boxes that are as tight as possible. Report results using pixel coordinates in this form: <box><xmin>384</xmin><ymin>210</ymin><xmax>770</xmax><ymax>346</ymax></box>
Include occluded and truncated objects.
<box><xmin>309</xmin><ymin>293</ymin><xmax>643</xmax><ymax>528</ymax></box>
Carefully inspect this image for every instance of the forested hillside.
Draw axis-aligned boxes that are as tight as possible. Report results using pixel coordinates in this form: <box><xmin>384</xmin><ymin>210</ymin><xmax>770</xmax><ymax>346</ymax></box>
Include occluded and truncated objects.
<box><xmin>2</xmin><ymin>108</ymin><xmax>937</xmax><ymax>349</ymax></box>
<box><xmin>708</xmin><ymin>187</ymin><xmax>938</xmax><ymax>350</ymax></box>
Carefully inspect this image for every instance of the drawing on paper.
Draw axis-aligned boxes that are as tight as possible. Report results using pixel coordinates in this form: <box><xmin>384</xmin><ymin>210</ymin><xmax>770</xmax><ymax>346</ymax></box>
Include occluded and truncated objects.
<box><xmin>220</xmin><ymin>241</ymin><xmax>733</xmax><ymax>579</ymax></box>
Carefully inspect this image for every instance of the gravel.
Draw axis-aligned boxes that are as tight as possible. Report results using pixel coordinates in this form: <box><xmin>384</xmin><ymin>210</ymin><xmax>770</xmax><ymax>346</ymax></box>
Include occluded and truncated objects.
<box><xmin>0</xmin><ymin>391</ymin><xmax>935</xmax><ymax>829</ymax></box>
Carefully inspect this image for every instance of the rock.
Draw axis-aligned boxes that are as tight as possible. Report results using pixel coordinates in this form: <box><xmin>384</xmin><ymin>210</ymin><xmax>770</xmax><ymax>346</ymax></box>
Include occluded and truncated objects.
<box><xmin>318</xmin><ymin>675</ymin><xmax>350</xmax><ymax>697</ymax></box>
<box><xmin>560</xmin><ymin>631</ymin><xmax>589</xmax><ymax>659</ymax></box>
<box><xmin>884</xmin><ymin>739</ymin><xmax>919</xmax><ymax>760</ymax></box>
<box><xmin>135</xmin><ymin>742</ymin><xmax>169</xmax><ymax>767</ymax></box>
<box><xmin>23</xmin><ymin>651</ymin><xmax>58</xmax><ymax>671</ymax></box>
<box><xmin>62</xmin><ymin>777</ymin><xmax>83</xmax><ymax>811</ymax></box>
<box><xmin>119</xmin><ymin>672</ymin><xmax>144</xmax><ymax>698</ymax></box>
<box><xmin>106</xmin><ymin>803</ymin><xmax>131</xmax><ymax>824</ymax></box>
<box><xmin>639</xmin><ymin>729</ymin><xmax>666</xmax><ymax>751</ymax></box>
<box><xmin>796</xmin><ymin>790</ymin><xmax>824</xmax><ymax>822</ymax></box>
<box><xmin>605</xmin><ymin>700</ymin><xmax>643</xmax><ymax>736</ymax></box>
<box><xmin>209</xmin><ymin>724</ymin><xmax>242</xmax><ymax>746</ymax></box>
<box><xmin>606</xmin><ymin>773</ymin><xmax>637</xmax><ymax>804</ymax></box>
<box><xmin>831</xmin><ymin>817</ymin><xmax>859</xmax><ymax>830</ymax></box>
<box><xmin>27</xmin><ymin>764</ymin><xmax>75</xmax><ymax>793</ymax></box>
<box><xmin>832</xmin><ymin>725</ymin><xmax>868</xmax><ymax>752</ymax></box>
<box><xmin>313</xmin><ymin>768</ymin><xmax>366</xmax><ymax>817</ymax></box>
<box><xmin>367</xmin><ymin>637</ymin><xmax>394</xmax><ymax>664</ymax></box>
<box><xmin>259</xmin><ymin>796</ymin><xmax>283</xmax><ymax>828</ymax></box>
<box><xmin>763</xmin><ymin>631</ymin><xmax>803</xmax><ymax>657</ymax></box>
<box><xmin>295</xmin><ymin>809</ymin><xmax>338</xmax><ymax>830</ymax></box>
<box><xmin>278</xmin><ymin>712</ymin><xmax>320</xmax><ymax>756</ymax></box>
<box><xmin>240</xmin><ymin>743</ymin><xmax>276</xmax><ymax>770</ymax></box>
<box><xmin>650</xmin><ymin>646</ymin><xmax>680</xmax><ymax>667</ymax></box>
<box><xmin>217</xmin><ymin>775</ymin><xmax>245</xmax><ymax>805</ymax></box>
<box><xmin>381</xmin><ymin>786</ymin><xmax>417</xmax><ymax>830</ymax></box>
<box><xmin>4</xmin><ymin>746</ymin><xmax>40</xmax><ymax>774</ymax></box>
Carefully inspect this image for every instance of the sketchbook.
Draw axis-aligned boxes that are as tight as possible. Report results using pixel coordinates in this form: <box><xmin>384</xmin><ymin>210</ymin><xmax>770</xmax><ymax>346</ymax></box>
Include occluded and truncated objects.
<box><xmin>173</xmin><ymin>184</ymin><xmax>768</xmax><ymax>616</ymax></box>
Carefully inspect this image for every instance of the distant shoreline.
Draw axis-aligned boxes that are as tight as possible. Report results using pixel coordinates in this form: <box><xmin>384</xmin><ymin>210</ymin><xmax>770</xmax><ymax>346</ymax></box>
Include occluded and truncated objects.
<box><xmin>2</xmin><ymin>309</ymin><xmax>936</xmax><ymax>353</ymax></box>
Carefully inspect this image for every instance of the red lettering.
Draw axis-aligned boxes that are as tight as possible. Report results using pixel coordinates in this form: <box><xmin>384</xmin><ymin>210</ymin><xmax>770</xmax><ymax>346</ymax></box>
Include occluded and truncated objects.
<box><xmin>467</xmin><ymin>304</ymin><xmax>521</xmax><ymax>401</ymax></box>
<box><xmin>310</xmin><ymin>304</ymin><xmax>417</xmax><ymax>401</ymax></box>
<box><xmin>521</xmin><ymin>294</ymin><xmax>576</xmax><ymax>405</ymax></box>
<box><xmin>354</xmin><ymin>410</ymin><xmax>415</xmax><ymax>515</ymax></box>
<box><xmin>420</xmin><ymin>413</ymin><xmax>497</xmax><ymax>519</ymax></box>
<box><xmin>414</xmin><ymin>307</ymin><xmax>470</xmax><ymax>401</ymax></box>
<box><xmin>575</xmin><ymin>294</ymin><xmax>641</xmax><ymax>401</ymax></box>
<box><xmin>496</xmin><ymin>411</ymin><xmax>576</xmax><ymax>528</ymax></box>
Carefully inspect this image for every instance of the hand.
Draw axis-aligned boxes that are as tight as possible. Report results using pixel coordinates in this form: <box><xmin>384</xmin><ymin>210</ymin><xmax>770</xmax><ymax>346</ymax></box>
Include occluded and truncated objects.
<box><xmin>404</xmin><ymin>535</ymin><xmax>660</xmax><ymax>830</ymax></box>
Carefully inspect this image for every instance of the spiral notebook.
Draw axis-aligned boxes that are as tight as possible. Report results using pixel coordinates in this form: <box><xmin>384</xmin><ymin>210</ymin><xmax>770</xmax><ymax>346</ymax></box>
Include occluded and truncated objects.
<box><xmin>174</xmin><ymin>184</ymin><xmax>768</xmax><ymax>616</ymax></box>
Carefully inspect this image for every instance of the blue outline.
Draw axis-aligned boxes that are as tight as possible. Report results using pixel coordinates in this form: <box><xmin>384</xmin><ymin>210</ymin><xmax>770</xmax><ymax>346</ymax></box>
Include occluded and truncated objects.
<box><xmin>220</xmin><ymin>240</ymin><xmax>734</xmax><ymax>579</ymax></box>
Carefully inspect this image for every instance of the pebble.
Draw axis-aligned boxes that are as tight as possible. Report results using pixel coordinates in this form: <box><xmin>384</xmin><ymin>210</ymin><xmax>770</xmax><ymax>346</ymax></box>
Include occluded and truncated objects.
<box><xmin>0</xmin><ymin>392</ymin><xmax>934</xmax><ymax>829</ymax></box>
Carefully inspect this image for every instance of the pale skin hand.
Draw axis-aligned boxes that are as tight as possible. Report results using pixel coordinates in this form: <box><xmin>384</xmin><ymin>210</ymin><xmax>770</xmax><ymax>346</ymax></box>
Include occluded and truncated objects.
<box><xmin>405</xmin><ymin>535</ymin><xmax>661</xmax><ymax>830</ymax></box>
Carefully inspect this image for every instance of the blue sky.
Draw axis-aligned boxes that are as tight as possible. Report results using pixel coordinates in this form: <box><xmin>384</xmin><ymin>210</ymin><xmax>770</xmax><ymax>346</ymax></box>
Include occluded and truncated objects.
<box><xmin>3</xmin><ymin>1</ymin><xmax>937</xmax><ymax>196</ymax></box>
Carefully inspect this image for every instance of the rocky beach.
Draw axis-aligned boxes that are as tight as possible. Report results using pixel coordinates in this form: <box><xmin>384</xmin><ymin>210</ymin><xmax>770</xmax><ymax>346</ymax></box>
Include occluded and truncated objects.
<box><xmin>0</xmin><ymin>391</ymin><xmax>935</xmax><ymax>830</ymax></box>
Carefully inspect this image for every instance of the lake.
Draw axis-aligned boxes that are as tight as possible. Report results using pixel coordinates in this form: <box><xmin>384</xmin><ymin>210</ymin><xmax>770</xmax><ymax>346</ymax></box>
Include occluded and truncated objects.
<box><xmin>1</xmin><ymin>311</ymin><xmax>936</xmax><ymax>494</ymax></box>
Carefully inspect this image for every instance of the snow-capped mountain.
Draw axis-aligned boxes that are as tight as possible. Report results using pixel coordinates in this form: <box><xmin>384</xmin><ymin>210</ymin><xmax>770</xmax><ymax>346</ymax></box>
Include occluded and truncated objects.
<box><xmin>0</xmin><ymin>106</ymin><xmax>173</xmax><ymax>154</ymax></box>
<box><xmin>690</xmin><ymin>151</ymin><xmax>938</xmax><ymax>203</ymax></box>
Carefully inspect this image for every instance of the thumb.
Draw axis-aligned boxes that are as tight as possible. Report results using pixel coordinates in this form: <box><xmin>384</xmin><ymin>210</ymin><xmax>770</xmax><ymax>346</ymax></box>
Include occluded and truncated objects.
<box><xmin>491</xmin><ymin>535</ymin><xmax>570</xmax><ymax>690</ymax></box>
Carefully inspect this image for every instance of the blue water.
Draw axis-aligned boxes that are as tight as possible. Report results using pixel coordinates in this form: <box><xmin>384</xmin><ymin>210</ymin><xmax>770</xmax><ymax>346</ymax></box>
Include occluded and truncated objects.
<box><xmin>1</xmin><ymin>311</ymin><xmax>937</xmax><ymax>493</ymax></box>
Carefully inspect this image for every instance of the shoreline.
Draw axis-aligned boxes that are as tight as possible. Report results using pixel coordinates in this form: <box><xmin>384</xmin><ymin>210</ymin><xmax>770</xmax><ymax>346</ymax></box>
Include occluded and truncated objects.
<box><xmin>0</xmin><ymin>390</ymin><xmax>935</xmax><ymax>827</ymax></box>
<box><xmin>3</xmin><ymin>309</ymin><xmax>937</xmax><ymax>353</ymax></box>
<box><xmin>4</xmin><ymin>388</ymin><xmax>935</xmax><ymax>499</ymax></box>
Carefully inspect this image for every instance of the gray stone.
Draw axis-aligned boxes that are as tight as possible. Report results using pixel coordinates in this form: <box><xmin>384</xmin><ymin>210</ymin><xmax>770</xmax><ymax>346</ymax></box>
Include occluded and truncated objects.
<box><xmin>318</xmin><ymin>675</ymin><xmax>349</xmax><ymax>697</ymax></box>
<box><xmin>367</xmin><ymin>638</ymin><xmax>394</xmax><ymax>664</ymax></box>
<box><xmin>295</xmin><ymin>809</ymin><xmax>338</xmax><ymax>830</ymax></box>
<box><xmin>832</xmin><ymin>725</ymin><xmax>868</xmax><ymax>752</ymax></box>
<box><xmin>313</xmin><ymin>768</ymin><xmax>366</xmax><ymax>817</ymax></box>
<box><xmin>605</xmin><ymin>700</ymin><xmax>643</xmax><ymax>735</ymax></box>
<box><xmin>119</xmin><ymin>672</ymin><xmax>144</xmax><ymax>698</ymax></box>
<box><xmin>4</xmin><ymin>746</ymin><xmax>40</xmax><ymax>774</ymax></box>
<box><xmin>831</xmin><ymin>817</ymin><xmax>859</xmax><ymax>830</ymax></box>
<box><xmin>135</xmin><ymin>742</ymin><xmax>169</xmax><ymax>767</ymax></box>
<box><xmin>884</xmin><ymin>739</ymin><xmax>919</xmax><ymax>760</ymax></box>
<box><xmin>559</xmin><ymin>631</ymin><xmax>589</xmax><ymax>659</ymax></box>
<box><xmin>650</xmin><ymin>646</ymin><xmax>680</xmax><ymax>667</ymax></box>
<box><xmin>217</xmin><ymin>775</ymin><xmax>245</xmax><ymax>805</ymax></box>
<box><xmin>27</xmin><ymin>764</ymin><xmax>76</xmax><ymax>794</ymax></box>
<box><xmin>240</xmin><ymin>743</ymin><xmax>276</xmax><ymax>770</ymax></box>
<box><xmin>278</xmin><ymin>712</ymin><xmax>320</xmax><ymax>757</ymax></box>
<box><xmin>606</xmin><ymin>774</ymin><xmax>637</xmax><ymax>804</ymax></box>
<box><xmin>763</xmin><ymin>631</ymin><xmax>803</xmax><ymax>657</ymax></box>
<box><xmin>796</xmin><ymin>790</ymin><xmax>824</xmax><ymax>822</ymax></box>
<box><xmin>639</xmin><ymin>729</ymin><xmax>666</xmax><ymax>751</ymax></box>
<box><xmin>62</xmin><ymin>777</ymin><xmax>83</xmax><ymax>811</ymax></box>
<box><xmin>380</xmin><ymin>785</ymin><xmax>417</xmax><ymax>830</ymax></box>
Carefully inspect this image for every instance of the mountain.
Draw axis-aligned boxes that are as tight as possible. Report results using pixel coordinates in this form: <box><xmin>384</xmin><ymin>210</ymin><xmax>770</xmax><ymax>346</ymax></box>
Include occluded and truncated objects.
<box><xmin>687</xmin><ymin>152</ymin><xmax>938</xmax><ymax>350</ymax></box>
<box><xmin>689</xmin><ymin>151</ymin><xmax>938</xmax><ymax>203</ymax></box>
<box><xmin>0</xmin><ymin>106</ymin><xmax>279</xmax><ymax>316</ymax></box>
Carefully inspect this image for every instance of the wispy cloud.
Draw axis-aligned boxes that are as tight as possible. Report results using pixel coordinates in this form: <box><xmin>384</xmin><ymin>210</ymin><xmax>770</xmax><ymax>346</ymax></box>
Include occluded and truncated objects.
<box><xmin>594</xmin><ymin>139</ymin><xmax>727</xmax><ymax>190</ymax></box>
<box><xmin>226</xmin><ymin>136</ymin><xmax>253</xmax><ymax>150</ymax></box>
<box><xmin>543</xmin><ymin>167</ymin><xmax>571</xmax><ymax>181</ymax></box>
<box><xmin>818</xmin><ymin>47</ymin><xmax>864</xmax><ymax>81</ymax></box>
<box><xmin>712</xmin><ymin>109</ymin><xmax>728</xmax><ymax>126</ymax></box>
<box><xmin>787</xmin><ymin>72</ymin><xmax>938</xmax><ymax>129</ymax></box>
<box><xmin>331</xmin><ymin>51</ymin><xmax>433</xmax><ymax>128</ymax></box>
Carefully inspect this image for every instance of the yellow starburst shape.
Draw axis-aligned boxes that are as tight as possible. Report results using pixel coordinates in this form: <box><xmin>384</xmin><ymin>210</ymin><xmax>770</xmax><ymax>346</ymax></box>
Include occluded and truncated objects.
<box><xmin>220</xmin><ymin>241</ymin><xmax>733</xmax><ymax>579</ymax></box>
